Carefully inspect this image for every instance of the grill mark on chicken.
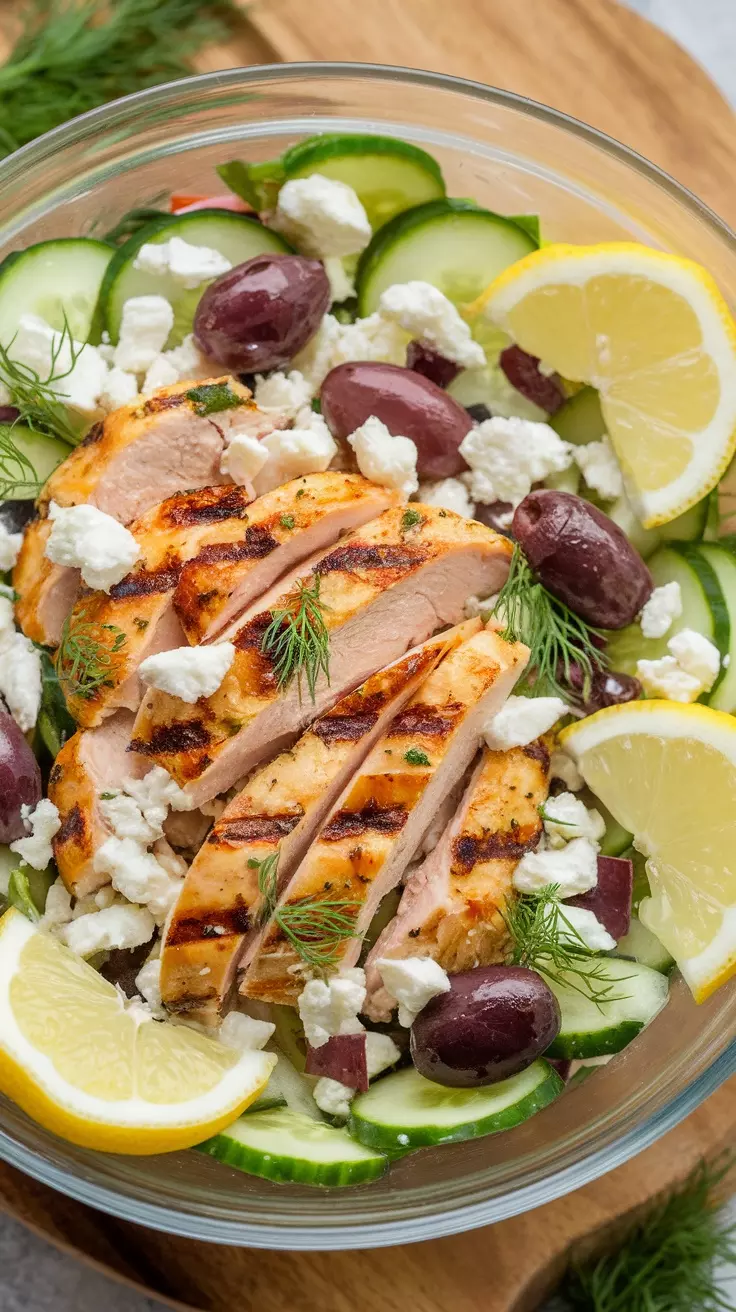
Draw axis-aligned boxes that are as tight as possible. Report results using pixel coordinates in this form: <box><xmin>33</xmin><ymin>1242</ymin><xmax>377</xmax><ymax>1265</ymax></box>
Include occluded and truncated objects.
<box><xmin>141</xmin><ymin>392</ymin><xmax>191</xmax><ymax>416</ymax></box>
<box><xmin>108</xmin><ymin>563</ymin><xmax>181</xmax><ymax>600</ymax></box>
<box><xmin>164</xmin><ymin>487</ymin><xmax>252</xmax><ymax>528</ymax></box>
<box><xmin>190</xmin><ymin>525</ymin><xmax>279</xmax><ymax>569</ymax></box>
<box><xmin>311</xmin><ymin>712</ymin><xmax>379</xmax><ymax>744</ymax></box>
<box><xmin>165</xmin><ymin>902</ymin><xmax>252</xmax><ymax>947</ymax></box>
<box><xmin>55</xmin><ymin>802</ymin><xmax>86</xmax><ymax>848</ymax></box>
<box><xmin>385</xmin><ymin>705</ymin><xmax>458</xmax><ymax>738</ymax></box>
<box><xmin>523</xmin><ymin>740</ymin><xmax>551</xmax><ymax>770</ymax></box>
<box><xmin>232</xmin><ymin>612</ymin><xmax>276</xmax><ymax>654</ymax></box>
<box><xmin>80</xmin><ymin>420</ymin><xmax>104</xmax><ymax>448</ymax></box>
<box><xmin>211</xmin><ymin>814</ymin><xmax>302</xmax><ymax>845</ymax></box>
<box><xmin>320</xmin><ymin>805</ymin><xmax>408</xmax><ymax>842</ymax></box>
<box><xmin>315</xmin><ymin>543</ymin><xmax>426</xmax><ymax>574</ymax></box>
<box><xmin>130</xmin><ymin>718</ymin><xmax>213</xmax><ymax>757</ymax></box>
<box><xmin>453</xmin><ymin>825</ymin><xmax>541</xmax><ymax>870</ymax></box>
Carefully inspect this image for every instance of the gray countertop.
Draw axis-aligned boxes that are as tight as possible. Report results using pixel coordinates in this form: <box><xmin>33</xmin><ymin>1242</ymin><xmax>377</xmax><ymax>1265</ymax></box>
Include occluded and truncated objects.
<box><xmin>2</xmin><ymin>4</ymin><xmax>735</xmax><ymax>1310</ymax></box>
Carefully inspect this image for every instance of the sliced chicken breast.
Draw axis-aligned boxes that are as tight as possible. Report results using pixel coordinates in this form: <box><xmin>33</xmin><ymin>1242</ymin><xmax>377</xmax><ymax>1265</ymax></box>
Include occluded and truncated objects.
<box><xmin>14</xmin><ymin>519</ymin><xmax>80</xmax><ymax>646</ymax></box>
<box><xmin>241</xmin><ymin>625</ymin><xmax>529</xmax><ymax>1006</ymax></box>
<box><xmin>160</xmin><ymin>624</ymin><xmax>474</xmax><ymax>1024</ymax></box>
<box><xmin>129</xmin><ymin>506</ymin><xmax>513</xmax><ymax>809</ymax></box>
<box><xmin>49</xmin><ymin>711</ymin><xmax>139</xmax><ymax>897</ymax></box>
<box><xmin>364</xmin><ymin>741</ymin><xmax>550</xmax><ymax>1020</ymax></box>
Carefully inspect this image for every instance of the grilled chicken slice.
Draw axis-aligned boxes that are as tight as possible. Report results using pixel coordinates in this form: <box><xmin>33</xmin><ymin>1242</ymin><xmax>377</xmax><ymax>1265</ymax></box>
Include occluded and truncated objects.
<box><xmin>15</xmin><ymin>378</ymin><xmax>280</xmax><ymax>647</ymax></box>
<box><xmin>175</xmin><ymin>472</ymin><xmax>396</xmax><ymax>644</ymax></box>
<box><xmin>241</xmin><ymin>625</ymin><xmax>529</xmax><ymax>1006</ymax></box>
<box><xmin>129</xmin><ymin>505</ymin><xmax>513</xmax><ymax>809</ymax></box>
<box><xmin>364</xmin><ymin>742</ymin><xmax>550</xmax><ymax>1020</ymax></box>
<box><xmin>160</xmin><ymin>625</ymin><xmax>474</xmax><ymax>1024</ymax></box>
<box><xmin>49</xmin><ymin>711</ymin><xmax>140</xmax><ymax>897</ymax></box>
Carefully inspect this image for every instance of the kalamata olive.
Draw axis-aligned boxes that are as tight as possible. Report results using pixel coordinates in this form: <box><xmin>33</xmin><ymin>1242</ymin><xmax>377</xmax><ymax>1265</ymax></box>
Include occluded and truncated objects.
<box><xmin>569</xmin><ymin>854</ymin><xmax>633</xmax><ymax>941</ymax></box>
<box><xmin>0</xmin><ymin>501</ymin><xmax>35</xmax><ymax>534</ymax></box>
<box><xmin>406</xmin><ymin>341</ymin><xmax>461</xmax><ymax>389</ymax></box>
<box><xmin>513</xmin><ymin>490</ymin><xmax>653</xmax><ymax>629</ymax></box>
<box><xmin>410</xmin><ymin>965</ymin><xmax>560</xmax><ymax>1087</ymax></box>
<box><xmin>465</xmin><ymin>403</ymin><xmax>493</xmax><ymax>423</ymax></box>
<box><xmin>473</xmin><ymin>500</ymin><xmax>515</xmax><ymax>537</ymax></box>
<box><xmin>193</xmin><ymin>253</ymin><xmax>331</xmax><ymax>373</ymax></box>
<box><xmin>0</xmin><ymin>708</ymin><xmax>42</xmax><ymax>844</ymax></box>
<box><xmin>321</xmin><ymin>362</ymin><xmax>473</xmax><ymax>479</ymax></box>
<box><xmin>0</xmin><ymin>406</ymin><xmax>20</xmax><ymax>425</ymax></box>
<box><xmin>561</xmin><ymin>662</ymin><xmax>642</xmax><ymax>714</ymax></box>
<box><xmin>100</xmin><ymin>941</ymin><xmax>155</xmax><ymax>997</ymax></box>
<box><xmin>499</xmin><ymin>345</ymin><xmax>565</xmax><ymax>414</ymax></box>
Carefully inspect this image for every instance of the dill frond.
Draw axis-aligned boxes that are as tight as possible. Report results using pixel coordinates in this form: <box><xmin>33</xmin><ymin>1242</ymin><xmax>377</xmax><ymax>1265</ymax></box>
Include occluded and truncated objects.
<box><xmin>261</xmin><ymin>574</ymin><xmax>331</xmax><ymax>704</ymax></box>
<box><xmin>275</xmin><ymin>896</ymin><xmax>360</xmax><ymax>973</ymax></box>
<box><xmin>0</xmin><ymin>318</ymin><xmax>83</xmax><ymax>447</ymax></box>
<box><xmin>56</xmin><ymin>608</ymin><xmax>126</xmax><ymax>702</ymax></box>
<box><xmin>503</xmin><ymin>884</ymin><xmax>629</xmax><ymax>1008</ymax></box>
<box><xmin>247</xmin><ymin>851</ymin><xmax>280</xmax><ymax>922</ymax></box>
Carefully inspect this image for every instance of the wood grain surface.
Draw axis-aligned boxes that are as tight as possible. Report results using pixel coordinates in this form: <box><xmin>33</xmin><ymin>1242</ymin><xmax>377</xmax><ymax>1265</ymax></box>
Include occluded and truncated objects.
<box><xmin>0</xmin><ymin>2</ymin><xmax>734</xmax><ymax>1309</ymax></box>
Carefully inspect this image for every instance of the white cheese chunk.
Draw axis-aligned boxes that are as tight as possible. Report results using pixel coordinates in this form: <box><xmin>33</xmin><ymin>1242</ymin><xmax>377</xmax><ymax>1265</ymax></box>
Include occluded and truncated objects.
<box><xmin>142</xmin><ymin>354</ymin><xmax>179</xmax><ymax>395</ymax></box>
<box><xmin>39</xmin><ymin>877</ymin><xmax>74</xmax><ymax>932</ymax></box>
<box><xmin>122</xmin><ymin>765</ymin><xmax>195</xmax><ymax>828</ymax></box>
<box><xmin>637</xmin><ymin>627</ymin><xmax>720</xmax><ymax>702</ymax></box>
<box><xmin>10</xmin><ymin>799</ymin><xmax>61</xmax><ymax>870</ymax></box>
<box><xmin>135</xmin><ymin>956</ymin><xmax>164</xmax><ymax>1017</ymax></box>
<box><xmin>113</xmin><ymin>296</ymin><xmax>174</xmax><ymax>373</ymax></box>
<box><xmin>375</xmin><ymin>956</ymin><xmax>451</xmax><ymax>1028</ymax></box>
<box><xmin>0</xmin><ymin>523</ymin><xmax>22</xmax><ymax>572</ymax></box>
<box><xmin>459</xmin><ymin>416</ymin><xmax>573</xmax><ymax>506</ymax></box>
<box><xmin>549</xmin><ymin>749</ymin><xmax>584</xmax><ymax>792</ymax></box>
<box><xmin>219</xmin><ymin>1011</ymin><xmax>275</xmax><ymax>1052</ymax></box>
<box><xmin>668</xmin><ymin>628</ymin><xmax>720</xmax><ymax>688</ymax></box>
<box><xmin>162</xmin><ymin>333</ymin><xmax>210</xmax><ymax>380</ymax></box>
<box><xmin>99</xmin><ymin>792</ymin><xmax>162</xmax><ymax>844</ymax></box>
<box><xmin>133</xmin><ymin>237</ymin><xmax>232</xmax><ymax>289</ymax></box>
<box><xmin>253</xmin><ymin>369</ymin><xmax>313</xmax><ymax>415</ymax></box>
<box><xmin>45</xmin><ymin>500</ymin><xmax>140</xmax><ymax>592</ymax></box>
<box><xmin>312</xmin><ymin>1030</ymin><xmax>400</xmax><ymax>1120</ymax></box>
<box><xmin>292</xmin><ymin>312</ymin><xmax>408</xmax><ymax>389</ymax></box>
<box><xmin>639</xmin><ymin>581</ymin><xmax>683</xmax><ymax>640</ymax></box>
<box><xmin>348</xmin><ymin>415</ymin><xmax>418</xmax><ymax>498</ymax></box>
<box><xmin>93</xmin><ymin>835</ymin><xmax>183</xmax><ymax>921</ymax></box>
<box><xmin>297</xmin><ymin>968</ymin><xmax>367</xmax><ymax>1048</ymax></box>
<box><xmin>220</xmin><ymin>433</ymin><xmax>269</xmax><ymax>486</ymax></box>
<box><xmin>100</xmin><ymin>366</ymin><xmax>139</xmax><ymax>412</ymax></box>
<box><xmin>558</xmin><ymin>903</ymin><xmax>616</xmax><ymax>952</ymax></box>
<box><xmin>0</xmin><ymin>630</ymin><xmax>42</xmax><ymax>732</ymax></box>
<box><xmin>272</xmin><ymin>174</ymin><xmax>372</xmax><ymax>259</ymax></box>
<box><xmin>573</xmin><ymin>437</ymin><xmax>624</xmax><ymax>501</ymax></box>
<box><xmin>418</xmin><ymin>477</ymin><xmax>474</xmax><ymax>518</ymax></box>
<box><xmin>63</xmin><ymin>903</ymin><xmax>155</xmax><ymax>957</ymax></box>
<box><xmin>484</xmin><ymin>694</ymin><xmax>567</xmax><ymax>751</ymax></box>
<box><xmin>378</xmin><ymin>280</ymin><xmax>485</xmax><ymax>369</ymax></box>
<box><xmin>11</xmin><ymin>314</ymin><xmax>109</xmax><ymax>416</ymax></box>
<box><xmin>139</xmin><ymin>642</ymin><xmax>235</xmax><ymax>703</ymax></box>
<box><xmin>542</xmin><ymin>792</ymin><xmax>606</xmax><ymax>849</ymax></box>
<box><xmin>513</xmin><ymin>836</ymin><xmax>599</xmax><ymax>897</ymax></box>
<box><xmin>252</xmin><ymin>415</ymin><xmax>337</xmax><ymax>495</ymax></box>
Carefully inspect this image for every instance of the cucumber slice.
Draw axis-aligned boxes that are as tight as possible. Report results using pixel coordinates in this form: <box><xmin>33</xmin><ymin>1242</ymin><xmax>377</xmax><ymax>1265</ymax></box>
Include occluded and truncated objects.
<box><xmin>694</xmin><ymin>542</ymin><xmax>736</xmax><ymax>711</ymax></box>
<box><xmin>348</xmin><ymin>1059</ymin><xmax>562</xmax><ymax>1152</ymax></box>
<box><xmin>0</xmin><ymin>423</ymin><xmax>71</xmax><ymax>500</ymax></box>
<box><xmin>100</xmin><ymin>211</ymin><xmax>292</xmax><ymax>347</ymax></box>
<box><xmin>616</xmin><ymin>917</ymin><xmax>674</xmax><ymax>973</ymax></box>
<box><xmin>199</xmin><ymin>1107</ymin><xmax>386</xmax><ymax>1187</ymax></box>
<box><xmin>356</xmin><ymin>199</ymin><xmax>537</xmax><ymax>317</ymax></box>
<box><xmin>283</xmin><ymin>134</ymin><xmax>446</xmax><ymax>230</ymax></box>
<box><xmin>604</xmin><ymin>542</ymin><xmax>729</xmax><ymax>678</ymax></box>
<box><xmin>550</xmin><ymin>386</ymin><xmax>605</xmax><ymax>446</ymax></box>
<box><xmin>545</xmin><ymin>957</ymin><xmax>669</xmax><ymax>1060</ymax></box>
<box><xmin>0</xmin><ymin>239</ymin><xmax>113</xmax><ymax>345</ymax></box>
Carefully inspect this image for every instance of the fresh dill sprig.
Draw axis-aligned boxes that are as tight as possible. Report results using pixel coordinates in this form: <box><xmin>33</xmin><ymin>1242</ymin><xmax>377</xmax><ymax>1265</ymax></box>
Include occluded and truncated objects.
<box><xmin>275</xmin><ymin>896</ymin><xmax>360</xmax><ymax>973</ymax></box>
<box><xmin>0</xmin><ymin>318</ymin><xmax>83</xmax><ymax>448</ymax></box>
<box><xmin>503</xmin><ymin>884</ymin><xmax>628</xmax><ymax>1008</ymax></box>
<box><xmin>494</xmin><ymin>544</ymin><xmax>605</xmax><ymax>701</ymax></box>
<box><xmin>248</xmin><ymin>851</ymin><xmax>280</xmax><ymax>922</ymax></box>
<box><xmin>261</xmin><ymin>574</ymin><xmax>330</xmax><ymax>703</ymax></box>
<box><xmin>56</xmin><ymin>608</ymin><xmax>126</xmax><ymax>702</ymax></box>
<box><xmin>0</xmin><ymin>0</ymin><xmax>236</xmax><ymax>159</ymax></box>
<box><xmin>0</xmin><ymin>424</ymin><xmax>44</xmax><ymax>500</ymax></box>
<box><xmin>561</xmin><ymin>1154</ymin><xmax>736</xmax><ymax>1311</ymax></box>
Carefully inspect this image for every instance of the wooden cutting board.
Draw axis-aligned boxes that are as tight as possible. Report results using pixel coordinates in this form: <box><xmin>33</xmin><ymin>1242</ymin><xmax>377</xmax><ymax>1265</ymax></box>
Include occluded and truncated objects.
<box><xmin>0</xmin><ymin>1</ymin><xmax>735</xmax><ymax>1309</ymax></box>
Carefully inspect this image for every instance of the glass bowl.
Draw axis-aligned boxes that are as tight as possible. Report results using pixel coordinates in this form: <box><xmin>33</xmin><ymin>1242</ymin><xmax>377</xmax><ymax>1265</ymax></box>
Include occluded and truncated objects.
<box><xmin>0</xmin><ymin>62</ymin><xmax>735</xmax><ymax>1251</ymax></box>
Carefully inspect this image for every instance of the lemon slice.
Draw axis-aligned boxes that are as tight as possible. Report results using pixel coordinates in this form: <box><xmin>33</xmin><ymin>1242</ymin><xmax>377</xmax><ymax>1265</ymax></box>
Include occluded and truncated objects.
<box><xmin>561</xmin><ymin>700</ymin><xmax>736</xmax><ymax>1002</ymax></box>
<box><xmin>0</xmin><ymin>909</ymin><xmax>275</xmax><ymax>1153</ymax></box>
<box><xmin>472</xmin><ymin>243</ymin><xmax>736</xmax><ymax>527</ymax></box>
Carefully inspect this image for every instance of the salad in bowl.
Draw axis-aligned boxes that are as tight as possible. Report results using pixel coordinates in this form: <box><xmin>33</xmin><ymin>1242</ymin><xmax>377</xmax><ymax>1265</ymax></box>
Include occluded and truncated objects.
<box><xmin>0</xmin><ymin>127</ymin><xmax>735</xmax><ymax>1191</ymax></box>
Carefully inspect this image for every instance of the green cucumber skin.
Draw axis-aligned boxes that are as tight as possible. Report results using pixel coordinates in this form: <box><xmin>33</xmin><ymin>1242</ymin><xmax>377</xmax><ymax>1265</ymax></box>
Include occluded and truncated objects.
<box><xmin>283</xmin><ymin>133</ymin><xmax>445</xmax><ymax>188</ymax></box>
<box><xmin>545</xmin><ymin>1021</ymin><xmax>644</xmax><ymax>1061</ymax></box>
<box><xmin>197</xmin><ymin>1135</ymin><xmax>386</xmax><ymax>1188</ymax></box>
<box><xmin>348</xmin><ymin>1065</ymin><xmax>563</xmax><ymax>1152</ymax></box>
<box><xmin>669</xmin><ymin>542</ymin><xmax>730</xmax><ymax>700</ymax></box>
<box><xmin>696</xmin><ymin>541</ymin><xmax>736</xmax><ymax>712</ymax></box>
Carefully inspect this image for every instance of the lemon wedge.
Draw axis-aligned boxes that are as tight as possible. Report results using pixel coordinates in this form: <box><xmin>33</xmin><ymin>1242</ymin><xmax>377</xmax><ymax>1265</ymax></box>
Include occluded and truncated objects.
<box><xmin>561</xmin><ymin>700</ymin><xmax>736</xmax><ymax>1002</ymax></box>
<box><xmin>471</xmin><ymin>243</ymin><xmax>736</xmax><ymax>527</ymax></box>
<box><xmin>0</xmin><ymin>909</ymin><xmax>275</xmax><ymax>1153</ymax></box>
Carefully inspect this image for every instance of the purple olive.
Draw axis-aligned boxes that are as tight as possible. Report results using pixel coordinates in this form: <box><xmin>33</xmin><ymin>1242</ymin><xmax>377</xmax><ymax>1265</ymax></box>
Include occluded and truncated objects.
<box><xmin>0</xmin><ymin>501</ymin><xmax>35</xmax><ymax>534</ymax></box>
<box><xmin>568</xmin><ymin>854</ymin><xmax>633</xmax><ymax>941</ymax></box>
<box><xmin>0</xmin><ymin>708</ymin><xmax>41</xmax><ymax>843</ymax></box>
<box><xmin>193</xmin><ymin>253</ymin><xmax>331</xmax><ymax>373</ymax></box>
<box><xmin>321</xmin><ymin>362</ymin><xmax>473</xmax><ymax>479</ymax></box>
<box><xmin>0</xmin><ymin>406</ymin><xmax>20</xmax><ymax>425</ymax></box>
<box><xmin>499</xmin><ymin>345</ymin><xmax>565</xmax><ymax>414</ymax></box>
<box><xmin>465</xmin><ymin>403</ymin><xmax>493</xmax><ymax>423</ymax></box>
<box><xmin>473</xmin><ymin>500</ymin><xmax>515</xmax><ymax>537</ymax></box>
<box><xmin>405</xmin><ymin>341</ymin><xmax>461</xmax><ymax>389</ymax></box>
<box><xmin>410</xmin><ymin>965</ymin><xmax>560</xmax><ymax>1087</ymax></box>
<box><xmin>562</xmin><ymin>662</ymin><xmax>642</xmax><ymax>714</ymax></box>
<box><xmin>513</xmin><ymin>490</ymin><xmax>653</xmax><ymax>629</ymax></box>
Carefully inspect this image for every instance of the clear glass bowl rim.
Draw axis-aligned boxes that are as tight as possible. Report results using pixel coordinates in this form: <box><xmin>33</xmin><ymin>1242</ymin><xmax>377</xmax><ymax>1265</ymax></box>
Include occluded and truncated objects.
<box><xmin>0</xmin><ymin>59</ymin><xmax>735</xmax><ymax>1250</ymax></box>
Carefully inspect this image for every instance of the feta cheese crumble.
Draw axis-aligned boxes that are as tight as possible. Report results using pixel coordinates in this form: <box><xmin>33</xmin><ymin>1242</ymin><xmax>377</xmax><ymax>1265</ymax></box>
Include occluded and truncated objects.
<box><xmin>39</xmin><ymin>877</ymin><xmax>73</xmax><ymax>932</ymax></box>
<box><xmin>272</xmin><ymin>175</ymin><xmax>372</xmax><ymax>259</ymax></box>
<box><xmin>312</xmin><ymin>1031</ymin><xmax>400</xmax><ymax>1120</ymax></box>
<box><xmin>375</xmin><ymin>956</ymin><xmax>451</xmax><ymax>1028</ymax></box>
<box><xmin>512</xmin><ymin>836</ymin><xmax>600</xmax><ymax>898</ymax></box>
<box><xmin>139</xmin><ymin>642</ymin><xmax>235</xmax><ymax>703</ymax></box>
<box><xmin>220</xmin><ymin>433</ymin><xmax>269</xmax><ymax>486</ymax></box>
<box><xmin>133</xmin><ymin>237</ymin><xmax>232</xmax><ymax>289</ymax></box>
<box><xmin>100</xmin><ymin>366</ymin><xmax>139</xmax><ymax>411</ymax></box>
<box><xmin>542</xmin><ymin>792</ymin><xmax>606</xmax><ymax>849</ymax></box>
<box><xmin>483</xmin><ymin>695</ymin><xmax>567</xmax><ymax>752</ymax></box>
<box><xmin>459</xmin><ymin>416</ymin><xmax>574</xmax><ymax>506</ymax></box>
<box><xmin>121</xmin><ymin>765</ymin><xmax>194</xmax><ymax>828</ymax></box>
<box><xmin>135</xmin><ymin>956</ymin><xmax>164</xmax><ymax>1017</ymax></box>
<box><xmin>297</xmin><ymin>968</ymin><xmax>367</xmax><ymax>1048</ymax></box>
<box><xmin>113</xmin><ymin>296</ymin><xmax>174</xmax><ymax>374</ymax></box>
<box><xmin>558</xmin><ymin>903</ymin><xmax>616</xmax><ymax>952</ymax></box>
<box><xmin>252</xmin><ymin>414</ymin><xmax>337</xmax><ymax>495</ymax></box>
<box><xmin>11</xmin><ymin>315</ymin><xmax>109</xmax><ymax>416</ymax></box>
<box><xmin>99</xmin><ymin>792</ymin><xmax>162</xmax><ymax>845</ymax></box>
<box><xmin>45</xmin><ymin>501</ymin><xmax>140</xmax><ymax>592</ymax></box>
<box><xmin>142</xmin><ymin>355</ymin><xmax>179</xmax><ymax>395</ymax></box>
<box><xmin>63</xmin><ymin>903</ymin><xmax>155</xmax><ymax>957</ymax></box>
<box><xmin>549</xmin><ymin>748</ymin><xmax>584</xmax><ymax>792</ymax></box>
<box><xmin>573</xmin><ymin>437</ymin><xmax>624</xmax><ymax>501</ymax></box>
<box><xmin>0</xmin><ymin>523</ymin><xmax>22</xmax><ymax>572</ymax></box>
<box><xmin>418</xmin><ymin>477</ymin><xmax>474</xmax><ymax>518</ymax></box>
<box><xmin>253</xmin><ymin>369</ymin><xmax>313</xmax><ymax>415</ymax></box>
<box><xmin>378</xmin><ymin>281</ymin><xmax>486</xmax><ymax>369</ymax></box>
<box><xmin>639</xmin><ymin>581</ymin><xmax>683</xmax><ymax>640</ymax></box>
<box><xmin>292</xmin><ymin>312</ymin><xmax>408</xmax><ymax>389</ymax></box>
<box><xmin>10</xmin><ymin>799</ymin><xmax>61</xmax><ymax>870</ymax></box>
<box><xmin>219</xmin><ymin>1011</ymin><xmax>276</xmax><ymax>1052</ymax></box>
<box><xmin>347</xmin><ymin>415</ymin><xmax>418</xmax><ymax>498</ymax></box>
<box><xmin>93</xmin><ymin>835</ymin><xmax>183</xmax><ymax>921</ymax></box>
<box><xmin>637</xmin><ymin>627</ymin><xmax>720</xmax><ymax>702</ymax></box>
<box><xmin>0</xmin><ymin>596</ymin><xmax>42</xmax><ymax>731</ymax></box>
